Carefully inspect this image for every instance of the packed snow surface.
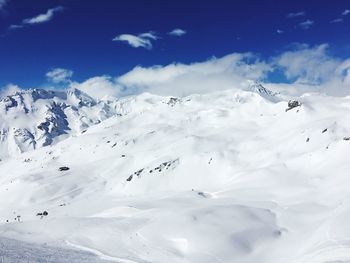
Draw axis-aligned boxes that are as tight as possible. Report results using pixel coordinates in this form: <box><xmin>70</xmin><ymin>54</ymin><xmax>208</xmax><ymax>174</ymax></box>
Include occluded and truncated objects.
<box><xmin>0</xmin><ymin>86</ymin><xmax>350</xmax><ymax>262</ymax></box>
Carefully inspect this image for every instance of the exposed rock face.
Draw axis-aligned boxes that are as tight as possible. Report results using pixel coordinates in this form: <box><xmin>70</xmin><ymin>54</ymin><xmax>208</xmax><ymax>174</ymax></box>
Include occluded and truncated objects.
<box><xmin>286</xmin><ymin>100</ymin><xmax>301</xmax><ymax>111</ymax></box>
<box><xmin>167</xmin><ymin>97</ymin><xmax>181</xmax><ymax>107</ymax></box>
<box><xmin>246</xmin><ymin>81</ymin><xmax>280</xmax><ymax>102</ymax></box>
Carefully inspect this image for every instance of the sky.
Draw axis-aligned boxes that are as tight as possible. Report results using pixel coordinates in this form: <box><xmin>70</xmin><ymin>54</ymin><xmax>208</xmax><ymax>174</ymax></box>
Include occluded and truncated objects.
<box><xmin>0</xmin><ymin>0</ymin><xmax>350</xmax><ymax>96</ymax></box>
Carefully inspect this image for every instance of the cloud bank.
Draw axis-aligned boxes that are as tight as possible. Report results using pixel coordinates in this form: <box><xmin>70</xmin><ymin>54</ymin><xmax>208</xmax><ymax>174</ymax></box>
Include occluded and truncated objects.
<box><xmin>47</xmin><ymin>53</ymin><xmax>271</xmax><ymax>99</ymax></box>
<box><xmin>3</xmin><ymin>44</ymin><xmax>350</xmax><ymax>100</ymax></box>
<box><xmin>76</xmin><ymin>44</ymin><xmax>350</xmax><ymax>98</ymax></box>
<box><xmin>116</xmin><ymin>53</ymin><xmax>271</xmax><ymax>96</ymax></box>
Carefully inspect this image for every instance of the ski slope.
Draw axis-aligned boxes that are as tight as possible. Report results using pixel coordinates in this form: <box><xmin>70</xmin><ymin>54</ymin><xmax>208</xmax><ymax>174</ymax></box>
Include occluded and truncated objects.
<box><xmin>0</xmin><ymin>87</ymin><xmax>350</xmax><ymax>262</ymax></box>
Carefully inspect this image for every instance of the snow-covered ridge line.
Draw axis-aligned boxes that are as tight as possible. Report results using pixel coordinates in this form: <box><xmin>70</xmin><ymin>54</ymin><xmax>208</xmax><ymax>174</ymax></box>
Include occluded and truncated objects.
<box><xmin>0</xmin><ymin>82</ymin><xmax>279</xmax><ymax>158</ymax></box>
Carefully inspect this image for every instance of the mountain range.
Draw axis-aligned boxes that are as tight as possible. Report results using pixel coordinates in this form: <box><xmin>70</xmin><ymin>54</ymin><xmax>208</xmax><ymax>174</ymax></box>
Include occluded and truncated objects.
<box><xmin>0</xmin><ymin>83</ymin><xmax>349</xmax><ymax>263</ymax></box>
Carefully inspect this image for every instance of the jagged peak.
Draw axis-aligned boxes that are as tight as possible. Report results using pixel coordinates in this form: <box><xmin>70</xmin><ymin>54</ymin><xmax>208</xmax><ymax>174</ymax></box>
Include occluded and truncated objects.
<box><xmin>244</xmin><ymin>80</ymin><xmax>280</xmax><ymax>102</ymax></box>
<box><xmin>66</xmin><ymin>88</ymin><xmax>97</xmax><ymax>107</ymax></box>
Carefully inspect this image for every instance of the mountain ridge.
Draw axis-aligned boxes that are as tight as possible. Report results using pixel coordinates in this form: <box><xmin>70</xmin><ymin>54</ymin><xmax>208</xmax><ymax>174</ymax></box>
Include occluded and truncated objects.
<box><xmin>0</xmin><ymin>82</ymin><xmax>279</xmax><ymax>158</ymax></box>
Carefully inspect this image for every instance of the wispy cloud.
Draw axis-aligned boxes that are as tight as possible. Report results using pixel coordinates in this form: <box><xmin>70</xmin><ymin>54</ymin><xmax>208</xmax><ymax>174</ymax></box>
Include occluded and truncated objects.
<box><xmin>113</xmin><ymin>31</ymin><xmax>158</xmax><ymax>49</ymax></box>
<box><xmin>342</xmin><ymin>9</ymin><xmax>350</xmax><ymax>16</ymax></box>
<box><xmin>46</xmin><ymin>68</ymin><xmax>73</xmax><ymax>84</ymax></box>
<box><xmin>299</xmin><ymin>19</ymin><xmax>314</xmax><ymax>29</ymax></box>
<box><xmin>330</xmin><ymin>10</ymin><xmax>349</xmax><ymax>24</ymax></box>
<box><xmin>138</xmin><ymin>32</ymin><xmax>158</xmax><ymax>40</ymax></box>
<box><xmin>287</xmin><ymin>11</ymin><xmax>305</xmax><ymax>18</ymax></box>
<box><xmin>277</xmin><ymin>29</ymin><xmax>284</xmax><ymax>34</ymax></box>
<box><xmin>274</xmin><ymin>44</ymin><xmax>338</xmax><ymax>85</ymax></box>
<box><xmin>9</xmin><ymin>6</ymin><xmax>64</xmax><ymax>30</ymax></box>
<box><xmin>168</xmin><ymin>28</ymin><xmax>187</xmax><ymax>36</ymax></box>
<box><xmin>8</xmin><ymin>24</ymin><xmax>24</xmax><ymax>30</ymax></box>
<box><xmin>23</xmin><ymin>6</ymin><xmax>64</xmax><ymax>25</ymax></box>
<box><xmin>330</xmin><ymin>18</ymin><xmax>343</xmax><ymax>23</ymax></box>
<box><xmin>272</xmin><ymin>43</ymin><xmax>350</xmax><ymax>96</ymax></box>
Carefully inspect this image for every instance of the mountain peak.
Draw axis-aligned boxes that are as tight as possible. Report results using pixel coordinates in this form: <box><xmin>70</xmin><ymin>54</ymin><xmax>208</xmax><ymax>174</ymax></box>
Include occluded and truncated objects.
<box><xmin>0</xmin><ymin>87</ymin><xmax>118</xmax><ymax>158</ymax></box>
<box><xmin>245</xmin><ymin>80</ymin><xmax>280</xmax><ymax>102</ymax></box>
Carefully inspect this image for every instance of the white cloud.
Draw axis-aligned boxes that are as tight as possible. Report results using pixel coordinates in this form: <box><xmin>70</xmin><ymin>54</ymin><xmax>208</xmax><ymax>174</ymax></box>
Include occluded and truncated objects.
<box><xmin>7</xmin><ymin>43</ymin><xmax>345</xmax><ymax>100</ymax></box>
<box><xmin>342</xmin><ymin>9</ymin><xmax>350</xmax><ymax>16</ymax></box>
<box><xmin>70</xmin><ymin>76</ymin><xmax>122</xmax><ymax>100</ymax></box>
<box><xmin>23</xmin><ymin>6</ymin><xmax>64</xmax><ymax>25</ymax></box>
<box><xmin>138</xmin><ymin>32</ymin><xmax>158</xmax><ymax>40</ymax></box>
<box><xmin>274</xmin><ymin>44</ymin><xmax>339</xmax><ymax>85</ymax></box>
<box><xmin>55</xmin><ymin>47</ymin><xmax>350</xmax><ymax>98</ymax></box>
<box><xmin>0</xmin><ymin>84</ymin><xmax>21</xmax><ymax>99</ymax></box>
<box><xmin>287</xmin><ymin>11</ymin><xmax>305</xmax><ymax>18</ymax></box>
<box><xmin>8</xmin><ymin>6</ymin><xmax>64</xmax><ymax>30</ymax></box>
<box><xmin>54</xmin><ymin>44</ymin><xmax>350</xmax><ymax>98</ymax></box>
<box><xmin>299</xmin><ymin>19</ymin><xmax>314</xmax><ymax>29</ymax></box>
<box><xmin>264</xmin><ymin>43</ymin><xmax>350</xmax><ymax>96</ymax></box>
<box><xmin>330</xmin><ymin>18</ymin><xmax>344</xmax><ymax>23</ymax></box>
<box><xmin>320</xmin><ymin>58</ymin><xmax>350</xmax><ymax>96</ymax></box>
<box><xmin>113</xmin><ymin>31</ymin><xmax>158</xmax><ymax>49</ymax></box>
<box><xmin>273</xmin><ymin>42</ymin><xmax>350</xmax><ymax>94</ymax></box>
<box><xmin>71</xmin><ymin>46</ymin><xmax>350</xmax><ymax>97</ymax></box>
<box><xmin>46</xmin><ymin>68</ymin><xmax>73</xmax><ymax>84</ymax></box>
<box><xmin>168</xmin><ymin>28</ymin><xmax>187</xmax><ymax>36</ymax></box>
<box><xmin>277</xmin><ymin>29</ymin><xmax>284</xmax><ymax>34</ymax></box>
<box><xmin>117</xmin><ymin>53</ymin><xmax>272</xmax><ymax>96</ymax></box>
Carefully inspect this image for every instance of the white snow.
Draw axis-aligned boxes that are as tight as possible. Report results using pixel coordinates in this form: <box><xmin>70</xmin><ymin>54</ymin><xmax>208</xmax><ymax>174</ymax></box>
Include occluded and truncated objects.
<box><xmin>0</xmin><ymin>85</ymin><xmax>350</xmax><ymax>262</ymax></box>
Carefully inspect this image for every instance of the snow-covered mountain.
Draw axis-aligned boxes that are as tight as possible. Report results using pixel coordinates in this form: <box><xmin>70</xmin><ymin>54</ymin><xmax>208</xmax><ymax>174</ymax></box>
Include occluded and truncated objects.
<box><xmin>0</xmin><ymin>85</ymin><xmax>350</xmax><ymax>263</ymax></box>
<box><xmin>0</xmin><ymin>82</ymin><xmax>280</xmax><ymax>159</ymax></box>
<box><xmin>0</xmin><ymin>88</ymin><xmax>120</xmax><ymax>158</ymax></box>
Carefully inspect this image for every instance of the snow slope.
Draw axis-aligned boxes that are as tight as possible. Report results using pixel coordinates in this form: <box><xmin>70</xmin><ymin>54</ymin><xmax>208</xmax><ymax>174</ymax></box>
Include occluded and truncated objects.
<box><xmin>0</xmin><ymin>86</ymin><xmax>350</xmax><ymax>263</ymax></box>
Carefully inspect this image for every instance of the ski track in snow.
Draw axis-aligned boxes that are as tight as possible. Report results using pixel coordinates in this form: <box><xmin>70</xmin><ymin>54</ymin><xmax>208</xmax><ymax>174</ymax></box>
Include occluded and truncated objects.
<box><xmin>0</xmin><ymin>237</ymin><xmax>112</xmax><ymax>263</ymax></box>
<box><xmin>65</xmin><ymin>241</ymin><xmax>139</xmax><ymax>263</ymax></box>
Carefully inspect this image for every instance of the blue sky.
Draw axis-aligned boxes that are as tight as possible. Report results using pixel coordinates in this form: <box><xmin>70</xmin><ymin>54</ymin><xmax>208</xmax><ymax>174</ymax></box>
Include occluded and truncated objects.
<box><xmin>1</xmin><ymin>0</ymin><xmax>350</xmax><ymax>90</ymax></box>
